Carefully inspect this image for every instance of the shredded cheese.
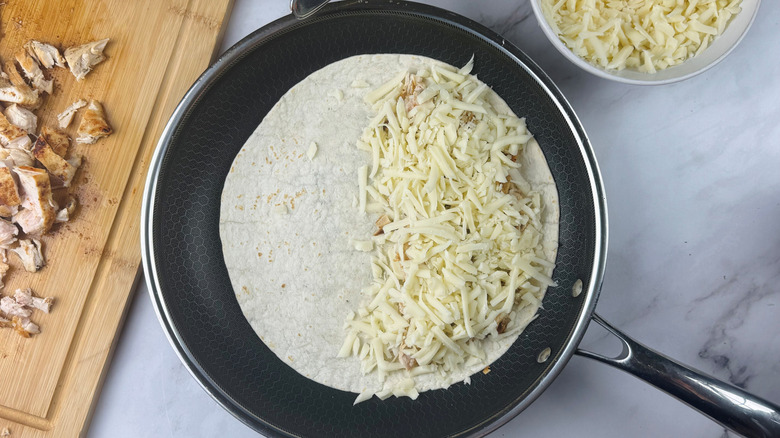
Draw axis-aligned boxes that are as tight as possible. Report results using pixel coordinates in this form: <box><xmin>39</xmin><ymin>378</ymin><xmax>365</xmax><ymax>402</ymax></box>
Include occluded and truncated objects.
<box><xmin>340</xmin><ymin>60</ymin><xmax>556</xmax><ymax>403</ymax></box>
<box><xmin>307</xmin><ymin>141</ymin><xmax>318</xmax><ymax>160</ymax></box>
<box><xmin>541</xmin><ymin>0</ymin><xmax>743</xmax><ymax>72</ymax></box>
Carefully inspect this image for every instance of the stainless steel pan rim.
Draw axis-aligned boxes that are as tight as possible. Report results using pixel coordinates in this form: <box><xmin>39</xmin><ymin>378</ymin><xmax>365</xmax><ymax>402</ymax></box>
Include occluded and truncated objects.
<box><xmin>142</xmin><ymin>1</ymin><xmax>780</xmax><ymax>437</ymax></box>
<box><xmin>141</xmin><ymin>0</ymin><xmax>780</xmax><ymax>436</ymax></box>
<box><xmin>141</xmin><ymin>1</ymin><xmax>601</xmax><ymax>436</ymax></box>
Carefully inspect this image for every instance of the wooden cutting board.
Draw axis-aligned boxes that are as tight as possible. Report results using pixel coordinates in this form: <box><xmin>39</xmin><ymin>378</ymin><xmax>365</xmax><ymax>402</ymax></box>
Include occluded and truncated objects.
<box><xmin>0</xmin><ymin>0</ymin><xmax>234</xmax><ymax>436</ymax></box>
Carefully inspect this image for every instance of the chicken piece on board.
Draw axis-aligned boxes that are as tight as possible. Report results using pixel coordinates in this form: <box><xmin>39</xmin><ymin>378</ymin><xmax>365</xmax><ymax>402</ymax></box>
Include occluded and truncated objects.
<box><xmin>13</xmin><ymin>167</ymin><xmax>57</xmax><ymax>235</ymax></box>
<box><xmin>31</xmin><ymin>134</ymin><xmax>81</xmax><ymax>187</ymax></box>
<box><xmin>3</xmin><ymin>104</ymin><xmax>37</xmax><ymax>133</ymax></box>
<box><xmin>0</xmin><ymin>62</ymin><xmax>39</xmax><ymax>108</ymax></box>
<box><xmin>0</xmin><ymin>111</ymin><xmax>32</xmax><ymax>150</ymax></box>
<box><xmin>0</xmin><ymin>296</ymin><xmax>31</xmax><ymax>318</ymax></box>
<box><xmin>55</xmin><ymin>196</ymin><xmax>77</xmax><ymax>223</ymax></box>
<box><xmin>76</xmin><ymin>100</ymin><xmax>112</xmax><ymax>144</ymax></box>
<box><xmin>0</xmin><ymin>167</ymin><xmax>21</xmax><ymax>218</ymax></box>
<box><xmin>12</xmin><ymin>288</ymin><xmax>32</xmax><ymax>306</ymax></box>
<box><xmin>12</xmin><ymin>315</ymin><xmax>39</xmax><ymax>337</ymax></box>
<box><xmin>11</xmin><ymin>238</ymin><xmax>45</xmax><ymax>272</ymax></box>
<box><xmin>0</xmin><ymin>219</ymin><xmax>18</xmax><ymax>248</ymax></box>
<box><xmin>14</xmin><ymin>288</ymin><xmax>53</xmax><ymax>313</ymax></box>
<box><xmin>0</xmin><ymin>147</ymin><xmax>34</xmax><ymax>168</ymax></box>
<box><xmin>56</xmin><ymin>99</ymin><xmax>86</xmax><ymax>129</ymax></box>
<box><xmin>40</xmin><ymin>126</ymin><xmax>70</xmax><ymax>157</ymax></box>
<box><xmin>15</xmin><ymin>51</ymin><xmax>53</xmax><ymax>94</ymax></box>
<box><xmin>64</xmin><ymin>38</ymin><xmax>109</xmax><ymax>81</ymax></box>
<box><xmin>25</xmin><ymin>40</ymin><xmax>67</xmax><ymax>69</ymax></box>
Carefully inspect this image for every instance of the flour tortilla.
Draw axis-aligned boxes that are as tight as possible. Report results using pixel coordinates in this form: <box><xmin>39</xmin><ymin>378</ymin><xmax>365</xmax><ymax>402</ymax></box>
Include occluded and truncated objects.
<box><xmin>219</xmin><ymin>54</ymin><xmax>559</xmax><ymax>395</ymax></box>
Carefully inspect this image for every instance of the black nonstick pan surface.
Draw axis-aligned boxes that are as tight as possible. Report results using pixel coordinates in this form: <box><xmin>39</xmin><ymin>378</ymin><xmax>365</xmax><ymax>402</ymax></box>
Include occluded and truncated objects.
<box><xmin>141</xmin><ymin>1</ymin><xmax>607</xmax><ymax>436</ymax></box>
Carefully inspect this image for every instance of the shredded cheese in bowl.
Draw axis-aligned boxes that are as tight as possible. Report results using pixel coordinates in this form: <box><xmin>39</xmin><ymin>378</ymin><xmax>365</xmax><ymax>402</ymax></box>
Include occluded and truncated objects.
<box><xmin>338</xmin><ymin>58</ymin><xmax>556</xmax><ymax>403</ymax></box>
<box><xmin>540</xmin><ymin>0</ymin><xmax>743</xmax><ymax>73</ymax></box>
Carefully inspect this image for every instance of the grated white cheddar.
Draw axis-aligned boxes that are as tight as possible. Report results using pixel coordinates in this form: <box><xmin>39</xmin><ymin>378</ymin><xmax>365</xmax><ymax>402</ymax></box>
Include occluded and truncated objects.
<box><xmin>352</xmin><ymin>239</ymin><xmax>374</xmax><ymax>252</ymax></box>
<box><xmin>541</xmin><ymin>0</ymin><xmax>743</xmax><ymax>72</ymax></box>
<box><xmin>307</xmin><ymin>141</ymin><xmax>318</xmax><ymax>160</ymax></box>
<box><xmin>340</xmin><ymin>60</ymin><xmax>556</xmax><ymax>403</ymax></box>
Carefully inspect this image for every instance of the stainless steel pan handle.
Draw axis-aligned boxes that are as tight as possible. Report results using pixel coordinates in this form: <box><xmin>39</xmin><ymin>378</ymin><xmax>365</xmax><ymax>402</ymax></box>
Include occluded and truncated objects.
<box><xmin>290</xmin><ymin>0</ymin><xmax>331</xmax><ymax>19</ymax></box>
<box><xmin>576</xmin><ymin>313</ymin><xmax>780</xmax><ymax>438</ymax></box>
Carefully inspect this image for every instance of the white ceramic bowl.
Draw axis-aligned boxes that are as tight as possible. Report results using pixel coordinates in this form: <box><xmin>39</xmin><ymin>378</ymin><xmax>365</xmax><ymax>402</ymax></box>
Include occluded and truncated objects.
<box><xmin>529</xmin><ymin>0</ymin><xmax>761</xmax><ymax>85</ymax></box>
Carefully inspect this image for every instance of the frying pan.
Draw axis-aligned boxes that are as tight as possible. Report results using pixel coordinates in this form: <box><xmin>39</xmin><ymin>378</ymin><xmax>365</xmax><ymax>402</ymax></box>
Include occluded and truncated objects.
<box><xmin>140</xmin><ymin>1</ymin><xmax>780</xmax><ymax>436</ymax></box>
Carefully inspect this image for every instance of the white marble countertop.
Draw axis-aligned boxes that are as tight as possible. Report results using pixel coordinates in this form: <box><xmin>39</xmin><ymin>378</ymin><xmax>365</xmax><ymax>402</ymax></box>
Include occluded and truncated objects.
<box><xmin>88</xmin><ymin>1</ymin><xmax>780</xmax><ymax>437</ymax></box>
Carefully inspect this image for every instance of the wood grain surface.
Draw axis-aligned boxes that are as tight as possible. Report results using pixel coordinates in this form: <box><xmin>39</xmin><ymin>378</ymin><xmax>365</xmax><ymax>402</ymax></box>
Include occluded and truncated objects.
<box><xmin>0</xmin><ymin>0</ymin><xmax>234</xmax><ymax>436</ymax></box>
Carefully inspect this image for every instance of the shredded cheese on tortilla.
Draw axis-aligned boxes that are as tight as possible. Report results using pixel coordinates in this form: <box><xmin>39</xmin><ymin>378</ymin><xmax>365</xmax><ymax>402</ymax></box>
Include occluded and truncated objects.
<box><xmin>340</xmin><ymin>59</ymin><xmax>555</xmax><ymax>403</ymax></box>
<box><xmin>541</xmin><ymin>0</ymin><xmax>743</xmax><ymax>72</ymax></box>
<box><xmin>307</xmin><ymin>141</ymin><xmax>318</xmax><ymax>160</ymax></box>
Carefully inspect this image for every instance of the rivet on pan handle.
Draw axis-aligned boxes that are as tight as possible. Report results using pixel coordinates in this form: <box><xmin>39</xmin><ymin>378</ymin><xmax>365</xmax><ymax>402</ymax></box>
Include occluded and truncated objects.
<box><xmin>576</xmin><ymin>313</ymin><xmax>780</xmax><ymax>438</ymax></box>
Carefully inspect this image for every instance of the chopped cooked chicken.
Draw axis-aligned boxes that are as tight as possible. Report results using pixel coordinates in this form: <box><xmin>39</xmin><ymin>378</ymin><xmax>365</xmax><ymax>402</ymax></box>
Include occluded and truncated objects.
<box><xmin>0</xmin><ymin>62</ymin><xmax>39</xmax><ymax>108</ymax></box>
<box><xmin>76</xmin><ymin>100</ymin><xmax>112</xmax><ymax>144</ymax></box>
<box><xmin>0</xmin><ymin>111</ymin><xmax>32</xmax><ymax>150</ymax></box>
<box><xmin>25</xmin><ymin>40</ymin><xmax>66</xmax><ymax>69</ymax></box>
<box><xmin>0</xmin><ymin>219</ymin><xmax>18</xmax><ymax>248</ymax></box>
<box><xmin>399</xmin><ymin>351</ymin><xmax>418</xmax><ymax>371</ymax></box>
<box><xmin>374</xmin><ymin>214</ymin><xmax>391</xmax><ymax>236</ymax></box>
<box><xmin>40</xmin><ymin>126</ymin><xmax>70</xmax><ymax>157</ymax></box>
<box><xmin>55</xmin><ymin>196</ymin><xmax>77</xmax><ymax>223</ymax></box>
<box><xmin>0</xmin><ymin>287</ymin><xmax>53</xmax><ymax>336</ymax></box>
<box><xmin>1</xmin><ymin>296</ymin><xmax>31</xmax><ymax>318</ymax></box>
<box><xmin>11</xmin><ymin>238</ymin><xmax>44</xmax><ymax>272</ymax></box>
<box><xmin>12</xmin><ymin>288</ymin><xmax>32</xmax><ymax>306</ymax></box>
<box><xmin>0</xmin><ymin>148</ymin><xmax>34</xmax><ymax>168</ymax></box>
<box><xmin>12</xmin><ymin>315</ymin><xmax>39</xmax><ymax>337</ymax></box>
<box><xmin>496</xmin><ymin>313</ymin><xmax>511</xmax><ymax>334</ymax></box>
<box><xmin>401</xmin><ymin>73</ymin><xmax>425</xmax><ymax>112</ymax></box>
<box><xmin>56</xmin><ymin>99</ymin><xmax>86</xmax><ymax>129</ymax></box>
<box><xmin>33</xmin><ymin>296</ymin><xmax>52</xmax><ymax>314</ymax></box>
<box><xmin>4</xmin><ymin>104</ymin><xmax>37</xmax><ymax>133</ymax></box>
<box><xmin>13</xmin><ymin>167</ymin><xmax>57</xmax><ymax>235</ymax></box>
<box><xmin>0</xmin><ymin>167</ymin><xmax>21</xmax><ymax>218</ymax></box>
<box><xmin>14</xmin><ymin>288</ymin><xmax>53</xmax><ymax>313</ymax></box>
<box><xmin>64</xmin><ymin>38</ymin><xmax>109</xmax><ymax>81</ymax></box>
<box><xmin>31</xmin><ymin>134</ymin><xmax>81</xmax><ymax>187</ymax></box>
<box><xmin>15</xmin><ymin>51</ymin><xmax>53</xmax><ymax>94</ymax></box>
